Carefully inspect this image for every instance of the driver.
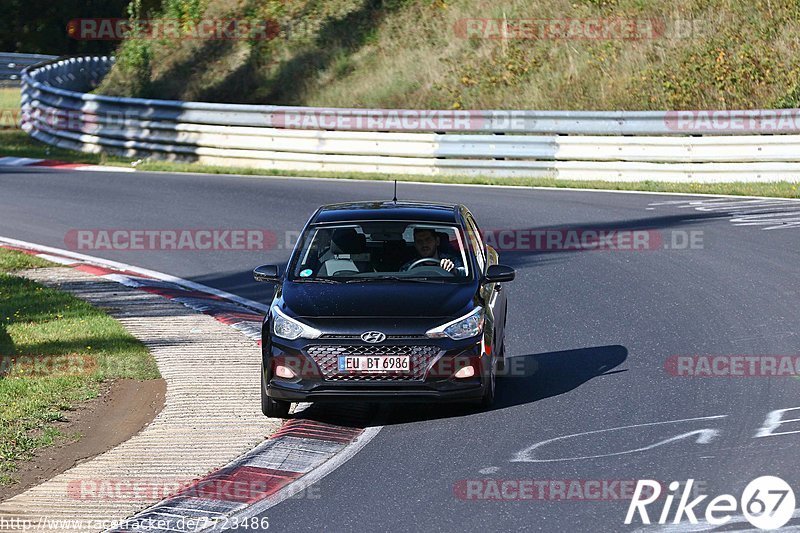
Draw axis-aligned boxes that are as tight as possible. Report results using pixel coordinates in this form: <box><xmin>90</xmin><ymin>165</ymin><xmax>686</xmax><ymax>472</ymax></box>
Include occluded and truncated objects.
<box><xmin>402</xmin><ymin>228</ymin><xmax>463</xmax><ymax>273</ymax></box>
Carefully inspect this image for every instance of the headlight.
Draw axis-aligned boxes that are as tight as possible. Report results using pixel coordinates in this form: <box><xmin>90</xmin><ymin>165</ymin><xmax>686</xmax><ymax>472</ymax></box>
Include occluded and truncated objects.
<box><xmin>426</xmin><ymin>306</ymin><xmax>484</xmax><ymax>340</ymax></box>
<box><xmin>272</xmin><ymin>306</ymin><xmax>322</xmax><ymax>340</ymax></box>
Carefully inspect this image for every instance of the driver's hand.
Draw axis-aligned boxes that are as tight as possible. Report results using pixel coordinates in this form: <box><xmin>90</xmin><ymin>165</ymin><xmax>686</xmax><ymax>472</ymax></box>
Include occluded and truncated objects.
<box><xmin>440</xmin><ymin>258</ymin><xmax>455</xmax><ymax>272</ymax></box>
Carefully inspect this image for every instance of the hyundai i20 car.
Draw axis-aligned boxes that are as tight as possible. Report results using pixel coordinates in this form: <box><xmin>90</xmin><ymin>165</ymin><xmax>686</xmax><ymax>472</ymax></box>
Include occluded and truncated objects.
<box><xmin>253</xmin><ymin>201</ymin><xmax>515</xmax><ymax>418</ymax></box>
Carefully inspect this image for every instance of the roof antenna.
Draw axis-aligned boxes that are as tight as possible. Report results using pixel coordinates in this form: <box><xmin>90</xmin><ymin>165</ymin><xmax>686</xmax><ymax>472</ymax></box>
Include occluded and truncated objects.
<box><xmin>392</xmin><ymin>180</ymin><xmax>398</xmax><ymax>203</ymax></box>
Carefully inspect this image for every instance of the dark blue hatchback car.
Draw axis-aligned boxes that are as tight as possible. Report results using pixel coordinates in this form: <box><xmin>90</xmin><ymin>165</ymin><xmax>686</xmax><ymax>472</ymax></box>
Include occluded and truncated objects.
<box><xmin>253</xmin><ymin>201</ymin><xmax>515</xmax><ymax>417</ymax></box>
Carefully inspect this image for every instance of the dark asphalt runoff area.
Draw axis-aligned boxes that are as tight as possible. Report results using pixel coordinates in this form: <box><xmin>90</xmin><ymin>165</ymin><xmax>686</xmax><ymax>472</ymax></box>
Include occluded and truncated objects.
<box><xmin>1</xmin><ymin>167</ymin><xmax>799</xmax><ymax>531</ymax></box>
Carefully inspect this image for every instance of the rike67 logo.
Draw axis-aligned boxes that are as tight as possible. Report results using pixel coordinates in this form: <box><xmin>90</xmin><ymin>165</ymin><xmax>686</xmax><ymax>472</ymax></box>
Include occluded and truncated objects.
<box><xmin>625</xmin><ymin>476</ymin><xmax>796</xmax><ymax>530</ymax></box>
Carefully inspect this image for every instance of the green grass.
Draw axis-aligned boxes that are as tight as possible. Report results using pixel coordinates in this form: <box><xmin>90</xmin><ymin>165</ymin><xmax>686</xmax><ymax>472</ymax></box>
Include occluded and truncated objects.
<box><xmin>0</xmin><ymin>249</ymin><xmax>159</xmax><ymax>485</ymax></box>
<box><xmin>0</xmin><ymin>87</ymin><xmax>20</xmax><ymax>110</ymax></box>
<box><xmin>0</xmin><ymin>250</ymin><xmax>51</xmax><ymax>271</ymax></box>
<box><xmin>97</xmin><ymin>0</ymin><xmax>800</xmax><ymax>112</ymax></box>
<box><xmin>1</xmin><ymin>88</ymin><xmax>22</xmax><ymax>133</ymax></box>
<box><xmin>0</xmin><ymin>130</ymin><xmax>134</xmax><ymax>166</ymax></box>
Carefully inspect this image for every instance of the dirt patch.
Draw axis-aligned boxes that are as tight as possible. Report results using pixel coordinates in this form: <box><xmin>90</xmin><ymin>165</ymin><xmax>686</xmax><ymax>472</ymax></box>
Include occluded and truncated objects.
<box><xmin>0</xmin><ymin>378</ymin><xmax>166</xmax><ymax>502</ymax></box>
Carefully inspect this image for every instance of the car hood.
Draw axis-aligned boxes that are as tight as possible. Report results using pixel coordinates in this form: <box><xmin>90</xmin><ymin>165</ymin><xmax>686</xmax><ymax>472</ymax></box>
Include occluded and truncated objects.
<box><xmin>281</xmin><ymin>280</ymin><xmax>476</xmax><ymax>318</ymax></box>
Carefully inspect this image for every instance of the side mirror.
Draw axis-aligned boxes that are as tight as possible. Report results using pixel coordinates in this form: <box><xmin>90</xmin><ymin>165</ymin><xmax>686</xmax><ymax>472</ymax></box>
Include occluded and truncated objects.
<box><xmin>253</xmin><ymin>264</ymin><xmax>280</xmax><ymax>282</ymax></box>
<box><xmin>484</xmin><ymin>264</ymin><xmax>515</xmax><ymax>283</ymax></box>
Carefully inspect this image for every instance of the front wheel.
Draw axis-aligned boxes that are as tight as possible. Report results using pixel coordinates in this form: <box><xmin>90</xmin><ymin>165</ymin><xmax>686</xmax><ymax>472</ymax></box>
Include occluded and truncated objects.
<box><xmin>496</xmin><ymin>335</ymin><xmax>507</xmax><ymax>373</ymax></box>
<box><xmin>496</xmin><ymin>299</ymin><xmax>509</xmax><ymax>373</ymax></box>
<box><xmin>471</xmin><ymin>356</ymin><xmax>496</xmax><ymax>410</ymax></box>
<box><xmin>261</xmin><ymin>368</ymin><xmax>291</xmax><ymax>418</ymax></box>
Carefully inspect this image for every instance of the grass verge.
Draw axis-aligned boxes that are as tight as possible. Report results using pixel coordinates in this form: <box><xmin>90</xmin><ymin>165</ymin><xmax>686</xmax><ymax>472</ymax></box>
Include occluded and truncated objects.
<box><xmin>133</xmin><ymin>161</ymin><xmax>800</xmax><ymax>199</ymax></box>
<box><xmin>1</xmin><ymin>126</ymin><xmax>799</xmax><ymax>199</ymax></box>
<box><xmin>0</xmin><ymin>130</ymin><xmax>134</xmax><ymax>166</ymax></box>
<box><xmin>0</xmin><ymin>87</ymin><xmax>21</xmax><ymax>112</ymax></box>
<box><xmin>0</xmin><ymin>248</ymin><xmax>159</xmax><ymax>486</ymax></box>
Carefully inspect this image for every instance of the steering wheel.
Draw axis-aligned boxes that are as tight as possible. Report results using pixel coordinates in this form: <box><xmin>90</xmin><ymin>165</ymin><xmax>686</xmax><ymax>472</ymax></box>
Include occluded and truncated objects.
<box><xmin>406</xmin><ymin>257</ymin><xmax>441</xmax><ymax>270</ymax></box>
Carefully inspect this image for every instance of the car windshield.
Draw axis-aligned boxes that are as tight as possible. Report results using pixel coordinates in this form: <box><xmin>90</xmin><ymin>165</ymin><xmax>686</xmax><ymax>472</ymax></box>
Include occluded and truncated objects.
<box><xmin>289</xmin><ymin>221</ymin><xmax>472</xmax><ymax>282</ymax></box>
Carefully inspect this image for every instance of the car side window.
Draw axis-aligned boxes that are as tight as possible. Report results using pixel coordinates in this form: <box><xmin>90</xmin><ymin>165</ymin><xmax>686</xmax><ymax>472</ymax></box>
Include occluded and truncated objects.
<box><xmin>464</xmin><ymin>215</ymin><xmax>486</xmax><ymax>274</ymax></box>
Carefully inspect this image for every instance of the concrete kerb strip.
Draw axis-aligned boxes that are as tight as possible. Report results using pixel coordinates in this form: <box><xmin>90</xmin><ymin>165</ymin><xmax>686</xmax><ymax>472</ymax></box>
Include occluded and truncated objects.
<box><xmin>0</xmin><ymin>240</ymin><xmax>382</xmax><ymax>532</ymax></box>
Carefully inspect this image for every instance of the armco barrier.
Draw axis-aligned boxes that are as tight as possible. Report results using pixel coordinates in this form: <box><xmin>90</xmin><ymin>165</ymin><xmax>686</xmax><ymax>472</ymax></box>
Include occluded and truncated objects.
<box><xmin>1</xmin><ymin>53</ymin><xmax>56</xmax><ymax>85</ymax></box>
<box><xmin>19</xmin><ymin>56</ymin><xmax>800</xmax><ymax>182</ymax></box>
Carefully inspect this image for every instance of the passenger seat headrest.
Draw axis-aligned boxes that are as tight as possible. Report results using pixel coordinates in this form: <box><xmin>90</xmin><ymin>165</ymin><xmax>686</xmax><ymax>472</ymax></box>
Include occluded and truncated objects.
<box><xmin>331</xmin><ymin>228</ymin><xmax>365</xmax><ymax>254</ymax></box>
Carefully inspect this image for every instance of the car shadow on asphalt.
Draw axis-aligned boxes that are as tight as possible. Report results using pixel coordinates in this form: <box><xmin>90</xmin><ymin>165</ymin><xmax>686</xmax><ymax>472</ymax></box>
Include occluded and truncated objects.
<box><xmin>293</xmin><ymin>344</ymin><xmax>628</xmax><ymax>427</ymax></box>
<box><xmin>496</xmin><ymin>344</ymin><xmax>629</xmax><ymax>409</ymax></box>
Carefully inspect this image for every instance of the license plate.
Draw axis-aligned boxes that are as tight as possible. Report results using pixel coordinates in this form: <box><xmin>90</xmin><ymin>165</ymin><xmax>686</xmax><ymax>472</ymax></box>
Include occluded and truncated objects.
<box><xmin>338</xmin><ymin>355</ymin><xmax>410</xmax><ymax>374</ymax></box>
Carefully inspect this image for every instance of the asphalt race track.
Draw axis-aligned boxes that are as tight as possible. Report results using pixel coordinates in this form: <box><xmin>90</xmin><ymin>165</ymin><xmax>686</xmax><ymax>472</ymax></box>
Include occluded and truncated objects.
<box><xmin>2</xmin><ymin>167</ymin><xmax>799</xmax><ymax>531</ymax></box>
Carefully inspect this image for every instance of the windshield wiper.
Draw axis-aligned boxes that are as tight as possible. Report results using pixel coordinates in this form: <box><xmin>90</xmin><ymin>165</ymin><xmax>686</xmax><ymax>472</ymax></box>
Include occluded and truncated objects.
<box><xmin>292</xmin><ymin>278</ymin><xmax>344</xmax><ymax>284</ymax></box>
<box><xmin>344</xmin><ymin>276</ymin><xmax>445</xmax><ymax>284</ymax></box>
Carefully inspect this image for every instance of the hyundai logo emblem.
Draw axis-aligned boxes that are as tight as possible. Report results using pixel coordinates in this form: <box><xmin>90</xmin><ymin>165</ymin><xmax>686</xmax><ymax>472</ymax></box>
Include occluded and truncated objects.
<box><xmin>361</xmin><ymin>331</ymin><xmax>386</xmax><ymax>343</ymax></box>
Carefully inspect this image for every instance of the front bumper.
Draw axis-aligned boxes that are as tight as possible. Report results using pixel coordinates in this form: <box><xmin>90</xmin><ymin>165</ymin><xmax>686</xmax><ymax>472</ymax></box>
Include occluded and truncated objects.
<box><xmin>267</xmin><ymin>380</ymin><xmax>485</xmax><ymax>402</ymax></box>
<box><xmin>264</xmin><ymin>336</ymin><xmax>489</xmax><ymax>403</ymax></box>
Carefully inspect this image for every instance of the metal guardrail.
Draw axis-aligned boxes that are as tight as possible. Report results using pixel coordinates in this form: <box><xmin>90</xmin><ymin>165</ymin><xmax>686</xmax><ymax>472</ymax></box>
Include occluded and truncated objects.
<box><xmin>19</xmin><ymin>56</ymin><xmax>800</xmax><ymax>182</ymax></box>
<box><xmin>1</xmin><ymin>53</ymin><xmax>56</xmax><ymax>84</ymax></box>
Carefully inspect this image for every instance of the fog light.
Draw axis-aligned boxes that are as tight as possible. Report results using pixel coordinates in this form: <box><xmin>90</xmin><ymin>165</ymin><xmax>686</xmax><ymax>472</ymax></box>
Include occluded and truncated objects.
<box><xmin>275</xmin><ymin>365</ymin><xmax>297</xmax><ymax>379</ymax></box>
<box><xmin>454</xmin><ymin>365</ymin><xmax>475</xmax><ymax>379</ymax></box>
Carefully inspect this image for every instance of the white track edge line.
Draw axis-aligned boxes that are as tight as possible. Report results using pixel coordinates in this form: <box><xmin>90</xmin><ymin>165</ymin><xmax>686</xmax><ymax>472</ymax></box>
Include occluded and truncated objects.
<box><xmin>75</xmin><ymin>165</ymin><xmax>136</xmax><ymax>172</ymax></box>
<box><xmin>0</xmin><ymin>236</ymin><xmax>269</xmax><ymax>313</ymax></box>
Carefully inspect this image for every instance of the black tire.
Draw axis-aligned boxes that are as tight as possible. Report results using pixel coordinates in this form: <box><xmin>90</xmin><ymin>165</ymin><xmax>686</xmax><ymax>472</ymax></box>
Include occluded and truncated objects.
<box><xmin>496</xmin><ymin>300</ymin><xmax>509</xmax><ymax>374</ymax></box>
<box><xmin>472</xmin><ymin>356</ymin><xmax>496</xmax><ymax>410</ymax></box>
<box><xmin>261</xmin><ymin>368</ymin><xmax>291</xmax><ymax>418</ymax></box>
<box><xmin>496</xmin><ymin>336</ymin><xmax>506</xmax><ymax>373</ymax></box>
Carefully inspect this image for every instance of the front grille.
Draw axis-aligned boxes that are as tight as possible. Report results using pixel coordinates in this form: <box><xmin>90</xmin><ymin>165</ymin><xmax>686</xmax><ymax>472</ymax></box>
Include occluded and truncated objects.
<box><xmin>306</xmin><ymin>344</ymin><xmax>441</xmax><ymax>381</ymax></box>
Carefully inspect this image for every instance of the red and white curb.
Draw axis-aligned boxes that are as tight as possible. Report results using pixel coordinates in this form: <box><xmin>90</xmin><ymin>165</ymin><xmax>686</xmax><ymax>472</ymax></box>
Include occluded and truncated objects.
<box><xmin>0</xmin><ymin>236</ymin><xmax>268</xmax><ymax>338</ymax></box>
<box><xmin>0</xmin><ymin>237</ymin><xmax>382</xmax><ymax>532</ymax></box>
<box><xmin>111</xmin><ymin>413</ymin><xmax>380</xmax><ymax>533</ymax></box>
<box><xmin>0</xmin><ymin>156</ymin><xmax>134</xmax><ymax>172</ymax></box>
